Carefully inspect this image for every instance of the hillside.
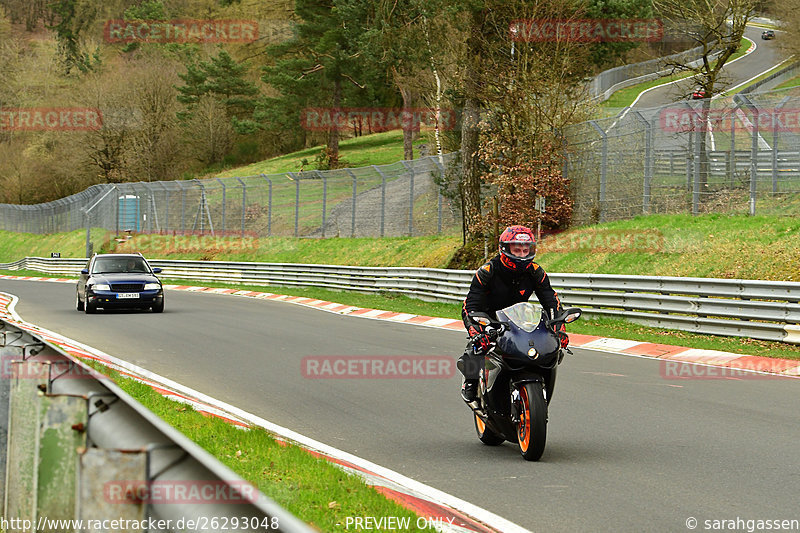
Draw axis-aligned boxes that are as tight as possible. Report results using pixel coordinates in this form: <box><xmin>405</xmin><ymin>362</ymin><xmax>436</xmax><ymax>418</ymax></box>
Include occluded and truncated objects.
<box><xmin>2</xmin><ymin>213</ymin><xmax>798</xmax><ymax>282</ymax></box>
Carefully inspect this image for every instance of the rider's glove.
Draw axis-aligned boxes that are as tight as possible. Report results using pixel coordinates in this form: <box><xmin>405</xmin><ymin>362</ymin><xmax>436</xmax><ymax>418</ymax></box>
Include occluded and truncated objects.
<box><xmin>558</xmin><ymin>323</ymin><xmax>569</xmax><ymax>349</ymax></box>
<box><xmin>468</xmin><ymin>324</ymin><xmax>491</xmax><ymax>354</ymax></box>
<box><xmin>472</xmin><ymin>334</ymin><xmax>491</xmax><ymax>354</ymax></box>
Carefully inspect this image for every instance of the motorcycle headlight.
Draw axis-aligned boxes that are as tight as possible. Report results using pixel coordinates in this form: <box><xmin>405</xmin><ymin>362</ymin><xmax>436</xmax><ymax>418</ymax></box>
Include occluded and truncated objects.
<box><xmin>144</xmin><ymin>283</ymin><xmax>161</xmax><ymax>290</ymax></box>
<box><xmin>92</xmin><ymin>284</ymin><xmax>110</xmax><ymax>291</ymax></box>
<box><xmin>527</xmin><ymin>347</ymin><xmax>539</xmax><ymax>359</ymax></box>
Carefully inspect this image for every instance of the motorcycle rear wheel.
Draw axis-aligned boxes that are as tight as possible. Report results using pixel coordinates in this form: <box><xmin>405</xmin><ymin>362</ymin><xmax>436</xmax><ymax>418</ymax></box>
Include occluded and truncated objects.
<box><xmin>474</xmin><ymin>413</ymin><xmax>504</xmax><ymax>445</ymax></box>
<box><xmin>517</xmin><ymin>382</ymin><xmax>547</xmax><ymax>461</ymax></box>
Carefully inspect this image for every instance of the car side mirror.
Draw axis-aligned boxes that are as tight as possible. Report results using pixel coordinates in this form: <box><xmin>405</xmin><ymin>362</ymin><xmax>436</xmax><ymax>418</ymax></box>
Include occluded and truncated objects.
<box><xmin>81</xmin><ymin>269</ymin><xmax>89</xmax><ymax>275</ymax></box>
<box><xmin>152</xmin><ymin>267</ymin><xmax>162</xmax><ymax>274</ymax></box>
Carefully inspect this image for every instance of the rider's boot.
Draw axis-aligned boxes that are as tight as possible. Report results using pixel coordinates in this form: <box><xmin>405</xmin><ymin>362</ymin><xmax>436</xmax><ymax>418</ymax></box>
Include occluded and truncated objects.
<box><xmin>461</xmin><ymin>379</ymin><xmax>478</xmax><ymax>402</ymax></box>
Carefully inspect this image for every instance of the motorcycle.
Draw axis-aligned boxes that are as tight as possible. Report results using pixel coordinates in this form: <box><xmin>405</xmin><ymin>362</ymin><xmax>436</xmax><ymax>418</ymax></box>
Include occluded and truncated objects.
<box><xmin>462</xmin><ymin>303</ymin><xmax>582</xmax><ymax>461</ymax></box>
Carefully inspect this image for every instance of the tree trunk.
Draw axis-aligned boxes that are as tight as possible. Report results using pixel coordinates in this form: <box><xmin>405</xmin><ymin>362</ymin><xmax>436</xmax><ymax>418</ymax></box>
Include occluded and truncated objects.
<box><xmin>401</xmin><ymin>85</ymin><xmax>414</xmax><ymax>161</ymax></box>
<box><xmin>392</xmin><ymin>67</ymin><xmax>415</xmax><ymax>161</ymax></box>
<box><xmin>698</xmin><ymin>94</ymin><xmax>711</xmax><ymax>198</ymax></box>
<box><xmin>460</xmin><ymin>10</ymin><xmax>484</xmax><ymax>244</ymax></box>
<box><xmin>327</xmin><ymin>77</ymin><xmax>341</xmax><ymax>167</ymax></box>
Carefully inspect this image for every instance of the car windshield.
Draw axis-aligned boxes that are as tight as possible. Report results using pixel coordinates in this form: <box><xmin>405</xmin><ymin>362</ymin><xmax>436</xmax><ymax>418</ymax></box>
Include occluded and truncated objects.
<box><xmin>92</xmin><ymin>257</ymin><xmax>149</xmax><ymax>274</ymax></box>
<box><xmin>498</xmin><ymin>302</ymin><xmax>540</xmax><ymax>333</ymax></box>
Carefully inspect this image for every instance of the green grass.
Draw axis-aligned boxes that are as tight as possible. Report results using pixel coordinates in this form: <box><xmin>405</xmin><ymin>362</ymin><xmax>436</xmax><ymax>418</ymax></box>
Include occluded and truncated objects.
<box><xmin>81</xmin><ymin>362</ymin><xmax>427</xmax><ymax>532</ymax></box>
<box><xmin>721</xmin><ymin>59</ymin><xmax>795</xmax><ymax>97</ymax></box>
<box><xmin>601</xmin><ymin>37</ymin><xmax>752</xmax><ymax>109</ymax></box>
<box><xmin>774</xmin><ymin>74</ymin><xmax>800</xmax><ymax>91</ymax></box>
<box><xmin>209</xmin><ymin>130</ymin><xmax>432</xmax><ymax>178</ymax></box>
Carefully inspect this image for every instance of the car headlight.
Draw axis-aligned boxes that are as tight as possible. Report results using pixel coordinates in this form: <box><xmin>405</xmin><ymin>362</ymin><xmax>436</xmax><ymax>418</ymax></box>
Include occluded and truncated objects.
<box><xmin>92</xmin><ymin>284</ymin><xmax>110</xmax><ymax>291</ymax></box>
<box><xmin>144</xmin><ymin>283</ymin><xmax>161</xmax><ymax>290</ymax></box>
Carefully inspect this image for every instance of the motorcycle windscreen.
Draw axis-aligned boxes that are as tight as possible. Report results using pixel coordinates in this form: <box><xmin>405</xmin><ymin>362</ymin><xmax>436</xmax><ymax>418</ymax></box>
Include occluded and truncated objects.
<box><xmin>496</xmin><ymin>302</ymin><xmax>542</xmax><ymax>358</ymax></box>
<box><xmin>496</xmin><ymin>302</ymin><xmax>540</xmax><ymax>332</ymax></box>
<box><xmin>497</xmin><ymin>302</ymin><xmax>560</xmax><ymax>360</ymax></box>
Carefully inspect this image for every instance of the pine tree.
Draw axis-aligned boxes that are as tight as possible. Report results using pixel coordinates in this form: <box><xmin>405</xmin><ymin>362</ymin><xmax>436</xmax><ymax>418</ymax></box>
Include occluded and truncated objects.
<box><xmin>176</xmin><ymin>48</ymin><xmax>260</xmax><ymax>134</ymax></box>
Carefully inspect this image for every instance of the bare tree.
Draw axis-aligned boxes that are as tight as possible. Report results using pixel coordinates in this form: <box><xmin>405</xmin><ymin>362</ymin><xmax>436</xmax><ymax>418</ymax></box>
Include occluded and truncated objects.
<box><xmin>655</xmin><ymin>0</ymin><xmax>759</xmax><ymax>196</ymax></box>
<box><xmin>656</xmin><ymin>0</ymin><xmax>758</xmax><ymax>98</ymax></box>
<box><xmin>123</xmin><ymin>57</ymin><xmax>184</xmax><ymax>181</ymax></box>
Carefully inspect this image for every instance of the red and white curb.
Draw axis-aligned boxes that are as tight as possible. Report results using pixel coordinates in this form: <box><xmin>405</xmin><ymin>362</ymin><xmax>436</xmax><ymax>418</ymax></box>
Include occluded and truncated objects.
<box><xmin>0</xmin><ymin>287</ymin><xmax>525</xmax><ymax>533</ymax></box>
<box><xmin>3</xmin><ymin>273</ymin><xmax>800</xmax><ymax>378</ymax></box>
<box><xmin>567</xmin><ymin>334</ymin><xmax>800</xmax><ymax>378</ymax></box>
<box><xmin>159</xmin><ymin>282</ymin><xmax>800</xmax><ymax>380</ymax></box>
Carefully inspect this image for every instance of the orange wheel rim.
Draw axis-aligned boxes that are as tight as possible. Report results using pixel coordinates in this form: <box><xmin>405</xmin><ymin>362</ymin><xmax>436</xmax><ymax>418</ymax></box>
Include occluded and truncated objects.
<box><xmin>475</xmin><ymin>414</ymin><xmax>487</xmax><ymax>434</ymax></box>
<box><xmin>518</xmin><ymin>387</ymin><xmax>531</xmax><ymax>452</ymax></box>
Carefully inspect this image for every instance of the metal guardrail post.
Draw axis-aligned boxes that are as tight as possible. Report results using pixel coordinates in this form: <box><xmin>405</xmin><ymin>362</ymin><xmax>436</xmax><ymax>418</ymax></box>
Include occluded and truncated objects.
<box><xmin>345</xmin><ymin>169</ymin><xmax>357</xmax><ymax>237</ymax></box>
<box><xmin>588</xmin><ymin>121</ymin><xmax>607</xmax><ymax>222</ymax></box>
<box><xmin>431</xmin><ymin>158</ymin><xmax>445</xmax><ymax>234</ymax></box>
<box><xmin>1</xmin><ymin>319</ymin><xmax>315</xmax><ymax>533</ymax></box>
<box><xmin>235</xmin><ymin>177</ymin><xmax>246</xmax><ymax>238</ymax></box>
<box><xmin>401</xmin><ymin>161</ymin><xmax>414</xmax><ymax>236</ymax></box>
<box><xmin>730</xmin><ymin>105</ymin><xmax>736</xmax><ymax>188</ymax></box>
<box><xmin>751</xmin><ymin>107</ymin><xmax>759</xmax><ymax>216</ymax></box>
<box><xmin>773</xmin><ymin>96</ymin><xmax>790</xmax><ymax>195</ymax></box>
<box><xmin>179</xmin><ymin>181</ymin><xmax>187</xmax><ymax>233</ymax></box>
<box><xmin>633</xmin><ymin>111</ymin><xmax>652</xmax><ymax>214</ymax></box>
<box><xmin>371</xmin><ymin>166</ymin><xmax>387</xmax><ymax>237</ymax></box>
<box><xmin>159</xmin><ymin>181</ymin><xmax>171</xmax><ymax>234</ymax></box>
<box><xmin>693</xmin><ymin>113</ymin><xmax>701</xmax><ymax>216</ymax></box>
<box><xmin>287</xmin><ymin>173</ymin><xmax>300</xmax><ymax>237</ymax></box>
<box><xmin>216</xmin><ymin>178</ymin><xmax>227</xmax><ymax>233</ymax></box>
<box><xmin>260</xmin><ymin>175</ymin><xmax>272</xmax><ymax>237</ymax></box>
<box><xmin>316</xmin><ymin>171</ymin><xmax>327</xmax><ymax>238</ymax></box>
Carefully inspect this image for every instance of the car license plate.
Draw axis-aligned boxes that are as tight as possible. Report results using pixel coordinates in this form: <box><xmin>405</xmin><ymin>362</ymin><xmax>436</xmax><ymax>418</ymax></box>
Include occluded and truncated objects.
<box><xmin>117</xmin><ymin>293</ymin><xmax>140</xmax><ymax>299</ymax></box>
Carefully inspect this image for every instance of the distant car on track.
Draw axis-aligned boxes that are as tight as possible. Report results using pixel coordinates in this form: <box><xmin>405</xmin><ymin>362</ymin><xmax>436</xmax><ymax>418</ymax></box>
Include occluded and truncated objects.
<box><xmin>690</xmin><ymin>88</ymin><xmax>707</xmax><ymax>100</ymax></box>
<box><xmin>761</xmin><ymin>30</ymin><xmax>775</xmax><ymax>40</ymax></box>
<box><xmin>76</xmin><ymin>253</ymin><xmax>164</xmax><ymax>313</ymax></box>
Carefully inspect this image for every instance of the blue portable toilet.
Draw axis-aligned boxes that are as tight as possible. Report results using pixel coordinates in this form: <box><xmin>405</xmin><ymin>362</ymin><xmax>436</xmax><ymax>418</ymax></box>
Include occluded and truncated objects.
<box><xmin>118</xmin><ymin>195</ymin><xmax>141</xmax><ymax>231</ymax></box>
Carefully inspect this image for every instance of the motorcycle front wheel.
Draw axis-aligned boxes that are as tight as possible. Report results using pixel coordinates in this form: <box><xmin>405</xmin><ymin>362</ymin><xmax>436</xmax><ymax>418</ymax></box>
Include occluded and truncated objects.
<box><xmin>474</xmin><ymin>413</ymin><xmax>504</xmax><ymax>445</ymax></box>
<box><xmin>517</xmin><ymin>382</ymin><xmax>547</xmax><ymax>461</ymax></box>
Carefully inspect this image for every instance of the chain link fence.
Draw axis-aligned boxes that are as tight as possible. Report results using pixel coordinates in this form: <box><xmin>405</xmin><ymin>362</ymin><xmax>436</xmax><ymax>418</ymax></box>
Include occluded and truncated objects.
<box><xmin>589</xmin><ymin>42</ymin><xmax>721</xmax><ymax>102</ymax></box>
<box><xmin>7</xmin><ymin>84</ymin><xmax>800</xmax><ymax>255</ymax></box>
<box><xmin>565</xmin><ymin>85</ymin><xmax>800</xmax><ymax>225</ymax></box>
<box><xmin>0</xmin><ymin>153</ymin><xmax>463</xmax><ymax>256</ymax></box>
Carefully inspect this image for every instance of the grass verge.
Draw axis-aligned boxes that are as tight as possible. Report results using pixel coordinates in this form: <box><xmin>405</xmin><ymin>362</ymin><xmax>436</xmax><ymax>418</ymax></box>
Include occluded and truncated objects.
<box><xmin>79</xmin><ymin>361</ymin><xmax>427</xmax><ymax>532</ymax></box>
<box><xmin>600</xmin><ymin>37</ymin><xmax>752</xmax><ymax>109</ymax></box>
<box><xmin>209</xmin><ymin>130</ymin><xmax>433</xmax><ymax>178</ymax></box>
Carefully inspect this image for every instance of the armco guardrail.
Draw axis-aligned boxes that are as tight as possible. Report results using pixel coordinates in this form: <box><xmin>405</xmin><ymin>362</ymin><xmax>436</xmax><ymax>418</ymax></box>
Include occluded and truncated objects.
<box><xmin>2</xmin><ymin>257</ymin><xmax>800</xmax><ymax>344</ymax></box>
<box><xmin>0</xmin><ymin>312</ymin><xmax>313</xmax><ymax>532</ymax></box>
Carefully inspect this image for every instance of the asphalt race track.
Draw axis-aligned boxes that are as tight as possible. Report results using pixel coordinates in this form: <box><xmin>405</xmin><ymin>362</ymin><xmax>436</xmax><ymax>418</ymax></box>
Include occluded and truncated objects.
<box><xmin>2</xmin><ymin>278</ymin><xmax>799</xmax><ymax>532</ymax></box>
<box><xmin>632</xmin><ymin>25</ymin><xmax>785</xmax><ymax>109</ymax></box>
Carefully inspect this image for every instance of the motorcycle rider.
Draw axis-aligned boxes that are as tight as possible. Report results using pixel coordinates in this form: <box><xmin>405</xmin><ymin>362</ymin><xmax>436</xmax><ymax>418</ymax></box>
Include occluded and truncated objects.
<box><xmin>459</xmin><ymin>225</ymin><xmax>568</xmax><ymax>402</ymax></box>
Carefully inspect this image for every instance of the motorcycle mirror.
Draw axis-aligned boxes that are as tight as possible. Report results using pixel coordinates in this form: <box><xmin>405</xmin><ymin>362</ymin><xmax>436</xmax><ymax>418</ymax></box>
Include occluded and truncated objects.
<box><xmin>468</xmin><ymin>311</ymin><xmax>494</xmax><ymax>326</ymax></box>
<box><xmin>547</xmin><ymin>307</ymin><xmax>582</xmax><ymax>326</ymax></box>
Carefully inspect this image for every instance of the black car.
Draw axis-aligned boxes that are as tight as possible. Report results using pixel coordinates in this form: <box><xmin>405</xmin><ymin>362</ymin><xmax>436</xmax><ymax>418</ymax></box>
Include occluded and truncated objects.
<box><xmin>76</xmin><ymin>253</ymin><xmax>164</xmax><ymax>313</ymax></box>
<box><xmin>762</xmin><ymin>30</ymin><xmax>775</xmax><ymax>40</ymax></box>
